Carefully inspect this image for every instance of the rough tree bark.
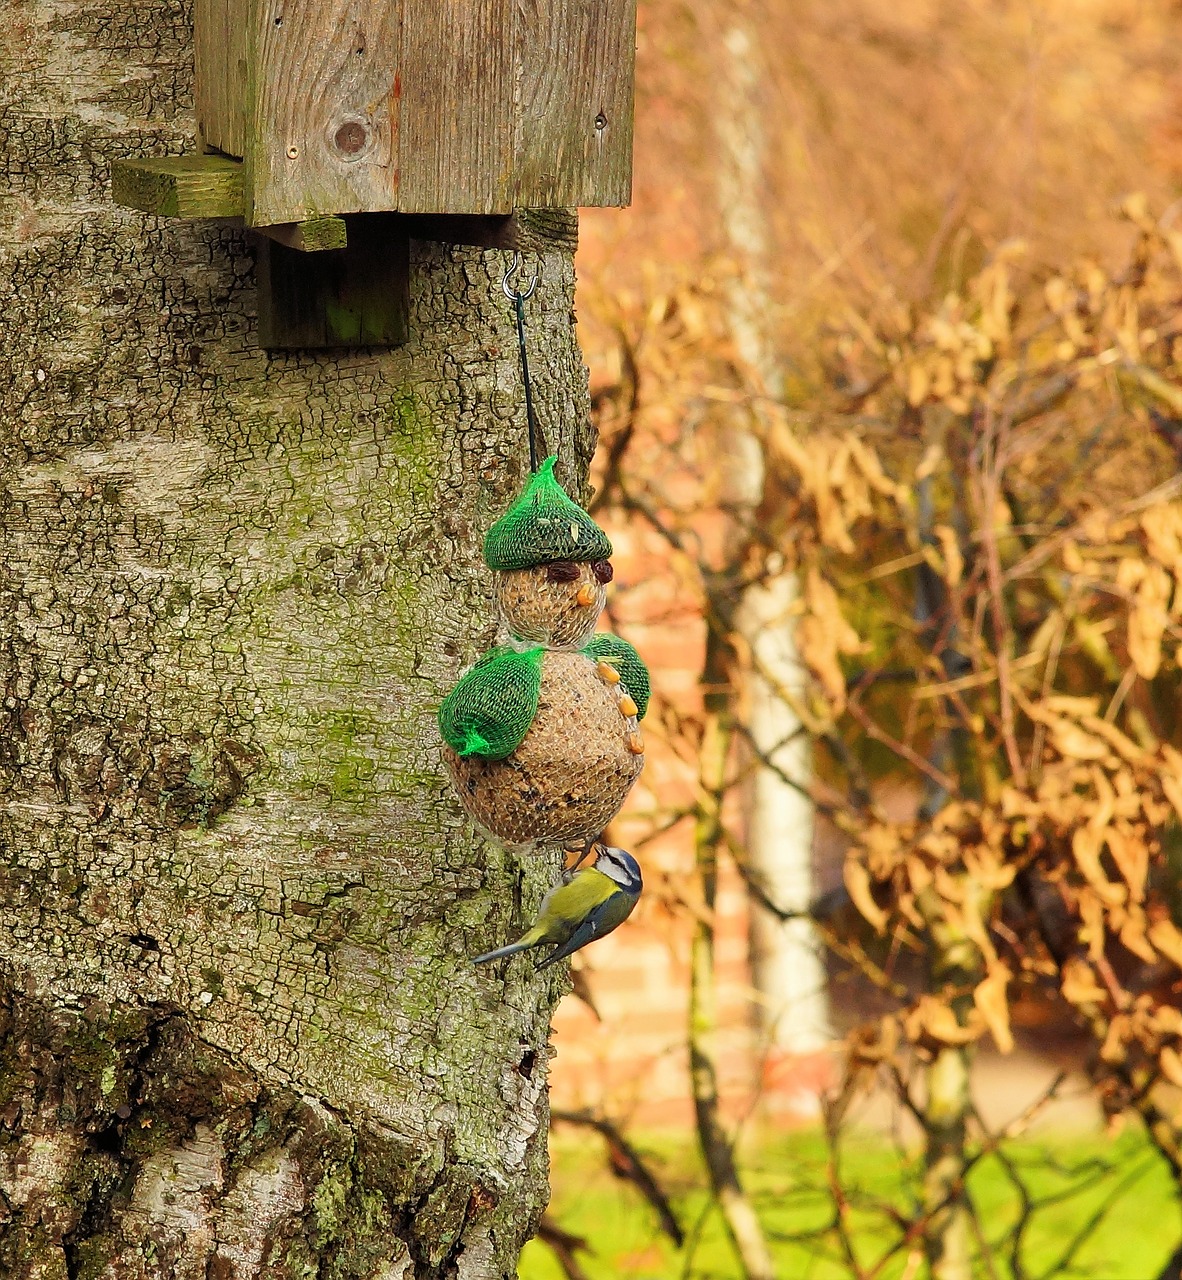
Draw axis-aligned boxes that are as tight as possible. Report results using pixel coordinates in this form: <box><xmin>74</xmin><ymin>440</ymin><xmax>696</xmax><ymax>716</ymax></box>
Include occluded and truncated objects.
<box><xmin>0</xmin><ymin>4</ymin><xmax>594</xmax><ymax>1277</ymax></box>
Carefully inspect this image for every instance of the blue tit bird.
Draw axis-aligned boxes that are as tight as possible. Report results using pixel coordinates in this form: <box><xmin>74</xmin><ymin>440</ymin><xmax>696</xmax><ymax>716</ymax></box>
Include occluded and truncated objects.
<box><xmin>472</xmin><ymin>845</ymin><xmax>642</xmax><ymax>970</ymax></box>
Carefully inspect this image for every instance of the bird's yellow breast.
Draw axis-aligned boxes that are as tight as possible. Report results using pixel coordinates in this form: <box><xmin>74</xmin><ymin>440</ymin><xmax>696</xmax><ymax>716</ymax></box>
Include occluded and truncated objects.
<box><xmin>535</xmin><ymin>868</ymin><xmax>621</xmax><ymax>942</ymax></box>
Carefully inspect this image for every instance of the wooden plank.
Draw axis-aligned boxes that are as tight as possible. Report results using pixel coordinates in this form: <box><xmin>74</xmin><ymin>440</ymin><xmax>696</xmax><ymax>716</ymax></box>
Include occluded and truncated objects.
<box><xmin>516</xmin><ymin>0</ymin><xmax>635</xmax><ymax>207</ymax></box>
<box><xmin>246</xmin><ymin>0</ymin><xmax>401</xmax><ymax>226</ymax></box>
<box><xmin>195</xmin><ymin>0</ymin><xmax>248</xmax><ymax>157</ymax></box>
<box><xmin>396</xmin><ymin>0</ymin><xmax>517</xmax><ymax>214</ymax></box>
<box><xmin>257</xmin><ymin>214</ymin><xmax>409</xmax><ymax>348</ymax></box>
<box><xmin>110</xmin><ymin>156</ymin><xmax>245</xmax><ymax>218</ymax></box>
<box><xmin>253</xmin><ymin>216</ymin><xmax>349</xmax><ymax>251</ymax></box>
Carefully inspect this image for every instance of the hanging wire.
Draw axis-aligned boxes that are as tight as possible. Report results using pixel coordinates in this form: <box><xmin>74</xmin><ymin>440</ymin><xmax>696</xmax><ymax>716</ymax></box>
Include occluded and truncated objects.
<box><xmin>502</xmin><ymin>253</ymin><xmax>542</xmax><ymax>473</ymax></box>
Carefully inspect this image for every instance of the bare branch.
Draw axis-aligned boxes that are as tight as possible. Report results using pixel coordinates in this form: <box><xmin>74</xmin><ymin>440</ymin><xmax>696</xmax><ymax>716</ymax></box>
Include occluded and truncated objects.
<box><xmin>535</xmin><ymin>1216</ymin><xmax>594</xmax><ymax>1280</ymax></box>
<box><xmin>550</xmin><ymin>1110</ymin><xmax>685</xmax><ymax>1247</ymax></box>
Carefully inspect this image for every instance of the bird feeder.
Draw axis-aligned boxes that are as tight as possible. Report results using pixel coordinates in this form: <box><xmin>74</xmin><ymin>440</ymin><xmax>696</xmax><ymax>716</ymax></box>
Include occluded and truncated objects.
<box><xmin>111</xmin><ymin>0</ymin><xmax>636</xmax><ymax>347</ymax></box>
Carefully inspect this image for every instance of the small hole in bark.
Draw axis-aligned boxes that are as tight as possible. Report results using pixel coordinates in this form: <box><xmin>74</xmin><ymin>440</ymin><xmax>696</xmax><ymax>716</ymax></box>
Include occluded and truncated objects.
<box><xmin>208</xmin><ymin>1257</ymin><xmax>235</xmax><ymax>1280</ymax></box>
<box><xmin>594</xmin><ymin>112</ymin><xmax>608</xmax><ymax>131</ymax></box>
<box><xmin>129</xmin><ymin>933</ymin><xmax>160</xmax><ymax>951</ymax></box>
<box><xmin>518</xmin><ymin>1049</ymin><xmax>537</xmax><ymax>1079</ymax></box>
<box><xmin>468</xmin><ymin>1182</ymin><xmax>498</xmax><ymax>1214</ymax></box>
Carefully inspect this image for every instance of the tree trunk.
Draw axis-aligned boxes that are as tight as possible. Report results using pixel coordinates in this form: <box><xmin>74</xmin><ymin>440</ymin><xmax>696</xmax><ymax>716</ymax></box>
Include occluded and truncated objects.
<box><xmin>715</xmin><ymin>17</ymin><xmax>830</xmax><ymax>1076</ymax></box>
<box><xmin>919</xmin><ymin>898</ymin><xmax>981</xmax><ymax>1280</ymax></box>
<box><xmin>690</xmin><ymin>628</ymin><xmax>776</xmax><ymax>1280</ymax></box>
<box><xmin>0</xmin><ymin>5</ymin><xmax>595</xmax><ymax>1277</ymax></box>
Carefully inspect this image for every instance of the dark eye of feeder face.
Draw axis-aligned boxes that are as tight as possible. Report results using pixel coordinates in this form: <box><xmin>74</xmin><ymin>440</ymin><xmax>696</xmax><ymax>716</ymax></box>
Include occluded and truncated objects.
<box><xmin>545</xmin><ymin>560</ymin><xmax>581</xmax><ymax>583</ymax></box>
<box><xmin>592</xmin><ymin>559</ymin><xmax>614</xmax><ymax>584</ymax></box>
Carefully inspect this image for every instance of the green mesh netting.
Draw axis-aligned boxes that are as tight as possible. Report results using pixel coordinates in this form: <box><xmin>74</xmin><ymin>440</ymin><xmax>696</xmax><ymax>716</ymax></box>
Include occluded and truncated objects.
<box><xmin>439</xmin><ymin>645</ymin><xmax>546</xmax><ymax>759</ymax></box>
<box><xmin>581</xmin><ymin>633</ymin><xmax>651</xmax><ymax>719</ymax></box>
<box><xmin>483</xmin><ymin>455</ymin><xmax>613</xmax><ymax>570</ymax></box>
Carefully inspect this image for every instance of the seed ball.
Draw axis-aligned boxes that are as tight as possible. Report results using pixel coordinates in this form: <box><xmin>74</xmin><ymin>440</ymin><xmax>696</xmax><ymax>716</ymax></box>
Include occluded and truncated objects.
<box><xmin>443</xmin><ymin>650</ymin><xmax>643</xmax><ymax>845</ymax></box>
<box><xmin>494</xmin><ymin>561</ymin><xmax>607</xmax><ymax>648</ymax></box>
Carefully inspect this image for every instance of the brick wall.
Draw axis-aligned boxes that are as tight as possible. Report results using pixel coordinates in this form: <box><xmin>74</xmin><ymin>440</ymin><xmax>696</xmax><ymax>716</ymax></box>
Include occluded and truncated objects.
<box><xmin>547</xmin><ymin>520</ymin><xmax>834</xmax><ymax>1124</ymax></box>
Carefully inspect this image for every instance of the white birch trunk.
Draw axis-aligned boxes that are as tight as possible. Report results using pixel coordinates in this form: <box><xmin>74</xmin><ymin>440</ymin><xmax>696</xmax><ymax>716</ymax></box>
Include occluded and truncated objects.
<box><xmin>717</xmin><ymin>20</ymin><xmax>831</xmax><ymax>1072</ymax></box>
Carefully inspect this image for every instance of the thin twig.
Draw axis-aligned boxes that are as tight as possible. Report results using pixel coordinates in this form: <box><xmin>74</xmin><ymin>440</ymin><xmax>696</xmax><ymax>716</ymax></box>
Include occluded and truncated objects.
<box><xmin>974</xmin><ymin>407</ymin><xmax>1027</xmax><ymax>786</ymax></box>
<box><xmin>536</xmin><ymin>1216</ymin><xmax>593</xmax><ymax>1280</ymax></box>
<box><xmin>550</xmin><ymin>1110</ymin><xmax>685</xmax><ymax>1247</ymax></box>
<box><xmin>845</xmin><ymin>697</ymin><xmax>959</xmax><ymax>794</ymax></box>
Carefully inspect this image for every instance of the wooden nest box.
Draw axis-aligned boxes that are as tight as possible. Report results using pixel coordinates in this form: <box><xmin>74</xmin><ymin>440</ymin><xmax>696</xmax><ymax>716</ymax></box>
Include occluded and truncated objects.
<box><xmin>111</xmin><ymin>1</ymin><xmax>636</xmax><ymax>347</ymax></box>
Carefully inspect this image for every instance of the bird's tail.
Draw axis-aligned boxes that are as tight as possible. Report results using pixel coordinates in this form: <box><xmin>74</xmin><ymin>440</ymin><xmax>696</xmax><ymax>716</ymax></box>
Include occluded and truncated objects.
<box><xmin>471</xmin><ymin>938</ymin><xmax>533</xmax><ymax>965</ymax></box>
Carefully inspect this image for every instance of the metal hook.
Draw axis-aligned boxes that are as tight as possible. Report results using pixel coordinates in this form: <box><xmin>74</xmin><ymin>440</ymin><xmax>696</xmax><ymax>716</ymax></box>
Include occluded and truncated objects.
<box><xmin>501</xmin><ymin>252</ymin><xmax>538</xmax><ymax>301</ymax></box>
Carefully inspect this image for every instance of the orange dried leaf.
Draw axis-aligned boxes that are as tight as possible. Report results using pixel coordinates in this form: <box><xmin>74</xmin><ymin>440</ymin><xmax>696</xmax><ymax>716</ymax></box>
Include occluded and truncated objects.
<box><xmin>1121</xmin><ymin>560</ymin><xmax>1171</xmax><ymax>679</ymax></box>
<box><xmin>1141</xmin><ymin>503</ymin><xmax>1182</xmax><ymax>579</ymax></box>
<box><xmin>974</xmin><ymin>965</ymin><xmax>1014</xmax><ymax>1054</ymax></box>
<box><xmin>1101</xmin><ymin>1014</ymin><xmax>1131</xmax><ymax>1063</ymax></box>
<box><xmin>1106</xmin><ymin>826</ymin><xmax>1149</xmax><ymax>901</ymax></box>
<box><xmin>1160</xmin><ymin>1046</ymin><xmax>1182</xmax><ymax>1088</ymax></box>
<box><xmin>1081</xmin><ymin>716</ymin><xmax>1144</xmax><ymax>764</ymax></box>
<box><xmin>1042</xmin><ymin>695</ymin><xmax>1103</xmax><ymax>718</ymax></box>
<box><xmin>1154</xmin><ymin>1006</ymin><xmax>1182</xmax><ymax>1037</ymax></box>
<box><xmin>798</xmin><ymin>568</ymin><xmax>864</xmax><ymax>712</ymax></box>
<box><xmin>1061</xmin><ymin>958</ymin><xmax>1107</xmax><ymax>1007</ymax></box>
<box><xmin>962</xmin><ymin>847</ymin><xmax>1017</xmax><ymax>892</ymax></box>
<box><xmin>934</xmin><ymin>524</ymin><xmax>963</xmax><ymax>585</ymax></box>
<box><xmin>905</xmin><ymin>854</ymin><xmax>933</xmax><ymax>896</ymax></box>
<box><xmin>1117</xmin><ymin>906</ymin><xmax>1156</xmax><ymax>963</ymax></box>
<box><xmin>1072</xmin><ymin>829</ymin><xmax>1126</xmax><ymax>907</ymax></box>
<box><xmin>1089</xmin><ymin>765</ymin><xmax>1115</xmax><ymax>832</ymax></box>
<box><xmin>1149</xmin><ymin>918</ymin><xmax>1182</xmax><ymax>969</ymax></box>
<box><xmin>1160</xmin><ymin>773</ymin><xmax>1182</xmax><ymax>825</ymax></box>
<box><xmin>843</xmin><ymin>858</ymin><xmax>887</xmax><ymax>934</ymax></box>
<box><xmin>910</xmin><ymin>995</ymin><xmax>981</xmax><ymax>1046</ymax></box>
<box><xmin>1050</xmin><ymin>720</ymin><xmax>1111</xmax><ymax>763</ymax></box>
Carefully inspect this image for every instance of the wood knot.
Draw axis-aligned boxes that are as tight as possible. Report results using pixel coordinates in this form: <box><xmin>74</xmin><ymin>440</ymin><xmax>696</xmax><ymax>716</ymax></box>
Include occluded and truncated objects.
<box><xmin>334</xmin><ymin>121</ymin><xmax>368</xmax><ymax>155</ymax></box>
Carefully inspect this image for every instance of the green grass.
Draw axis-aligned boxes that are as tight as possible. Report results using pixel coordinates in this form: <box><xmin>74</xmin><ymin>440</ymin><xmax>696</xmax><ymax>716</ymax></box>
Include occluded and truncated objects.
<box><xmin>520</xmin><ymin>1126</ymin><xmax>1181</xmax><ymax>1279</ymax></box>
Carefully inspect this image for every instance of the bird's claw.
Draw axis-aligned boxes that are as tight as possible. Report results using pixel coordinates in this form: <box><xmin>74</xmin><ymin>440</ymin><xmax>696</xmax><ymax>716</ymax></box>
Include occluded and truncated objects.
<box><xmin>563</xmin><ymin>834</ymin><xmax>602</xmax><ymax>872</ymax></box>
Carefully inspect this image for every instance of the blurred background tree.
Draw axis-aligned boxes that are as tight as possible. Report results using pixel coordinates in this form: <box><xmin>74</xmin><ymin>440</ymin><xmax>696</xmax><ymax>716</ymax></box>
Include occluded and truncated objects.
<box><xmin>530</xmin><ymin>2</ymin><xmax>1182</xmax><ymax>1278</ymax></box>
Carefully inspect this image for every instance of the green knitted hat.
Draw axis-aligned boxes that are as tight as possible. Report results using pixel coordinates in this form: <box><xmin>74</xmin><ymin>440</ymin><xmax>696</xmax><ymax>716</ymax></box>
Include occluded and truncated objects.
<box><xmin>581</xmin><ymin>633</ymin><xmax>651</xmax><ymax>720</ymax></box>
<box><xmin>438</xmin><ymin>645</ymin><xmax>545</xmax><ymax>760</ymax></box>
<box><xmin>483</xmin><ymin>456</ymin><xmax>613</xmax><ymax>570</ymax></box>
